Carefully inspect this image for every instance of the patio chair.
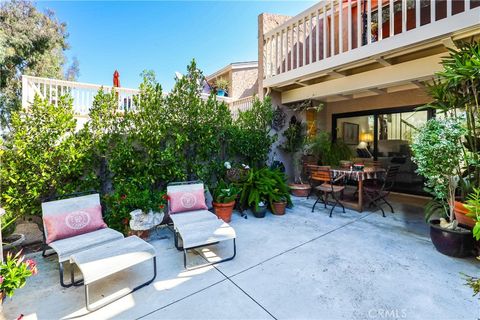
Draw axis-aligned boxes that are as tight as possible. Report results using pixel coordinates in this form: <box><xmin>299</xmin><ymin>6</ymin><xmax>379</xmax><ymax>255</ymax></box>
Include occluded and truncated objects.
<box><xmin>363</xmin><ymin>165</ymin><xmax>400</xmax><ymax>217</ymax></box>
<box><xmin>306</xmin><ymin>165</ymin><xmax>331</xmax><ymax>199</ymax></box>
<box><xmin>311</xmin><ymin>168</ymin><xmax>346</xmax><ymax>217</ymax></box>
<box><xmin>167</xmin><ymin>181</ymin><xmax>236</xmax><ymax>269</ymax></box>
<box><xmin>41</xmin><ymin>191</ymin><xmax>124</xmax><ymax>287</ymax></box>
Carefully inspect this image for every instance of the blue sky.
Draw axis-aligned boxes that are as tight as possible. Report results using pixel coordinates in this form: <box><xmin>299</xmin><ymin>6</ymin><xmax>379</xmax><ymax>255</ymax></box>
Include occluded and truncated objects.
<box><xmin>37</xmin><ymin>1</ymin><xmax>315</xmax><ymax>91</ymax></box>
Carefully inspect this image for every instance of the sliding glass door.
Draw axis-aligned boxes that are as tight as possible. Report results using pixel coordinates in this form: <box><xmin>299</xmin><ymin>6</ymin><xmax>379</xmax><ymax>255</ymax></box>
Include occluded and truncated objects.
<box><xmin>333</xmin><ymin>107</ymin><xmax>431</xmax><ymax>195</ymax></box>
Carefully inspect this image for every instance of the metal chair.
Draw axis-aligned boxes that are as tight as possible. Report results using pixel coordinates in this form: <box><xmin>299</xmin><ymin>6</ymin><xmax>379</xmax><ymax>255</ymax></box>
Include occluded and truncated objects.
<box><xmin>306</xmin><ymin>165</ymin><xmax>331</xmax><ymax>199</ymax></box>
<box><xmin>311</xmin><ymin>167</ymin><xmax>346</xmax><ymax>217</ymax></box>
<box><xmin>363</xmin><ymin>165</ymin><xmax>400</xmax><ymax>217</ymax></box>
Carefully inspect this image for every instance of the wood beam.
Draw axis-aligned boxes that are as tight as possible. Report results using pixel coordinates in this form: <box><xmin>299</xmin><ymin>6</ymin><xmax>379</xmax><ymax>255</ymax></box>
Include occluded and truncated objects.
<box><xmin>281</xmin><ymin>53</ymin><xmax>445</xmax><ymax>104</ymax></box>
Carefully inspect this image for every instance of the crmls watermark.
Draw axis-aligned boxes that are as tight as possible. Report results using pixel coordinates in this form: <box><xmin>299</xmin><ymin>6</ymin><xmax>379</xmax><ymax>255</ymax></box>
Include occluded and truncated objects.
<box><xmin>368</xmin><ymin>308</ymin><xmax>407</xmax><ymax>319</ymax></box>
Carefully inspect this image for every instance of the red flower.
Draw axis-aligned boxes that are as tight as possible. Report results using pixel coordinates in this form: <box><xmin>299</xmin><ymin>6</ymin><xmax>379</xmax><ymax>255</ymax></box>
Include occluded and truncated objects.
<box><xmin>122</xmin><ymin>217</ymin><xmax>129</xmax><ymax>225</ymax></box>
<box><xmin>161</xmin><ymin>194</ymin><xmax>168</xmax><ymax>200</ymax></box>
<box><xmin>159</xmin><ymin>204</ymin><xmax>165</xmax><ymax>209</ymax></box>
<box><xmin>120</xmin><ymin>194</ymin><xmax>127</xmax><ymax>200</ymax></box>
<box><xmin>25</xmin><ymin>259</ymin><xmax>38</xmax><ymax>275</ymax></box>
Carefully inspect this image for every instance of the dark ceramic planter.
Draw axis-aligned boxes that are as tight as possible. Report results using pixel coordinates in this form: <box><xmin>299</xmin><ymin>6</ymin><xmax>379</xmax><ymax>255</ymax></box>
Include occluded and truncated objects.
<box><xmin>252</xmin><ymin>206</ymin><xmax>267</xmax><ymax>218</ymax></box>
<box><xmin>429</xmin><ymin>219</ymin><xmax>474</xmax><ymax>258</ymax></box>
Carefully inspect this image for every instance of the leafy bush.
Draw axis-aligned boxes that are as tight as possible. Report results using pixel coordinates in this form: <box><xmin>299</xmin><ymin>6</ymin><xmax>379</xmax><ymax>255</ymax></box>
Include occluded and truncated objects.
<box><xmin>306</xmin><ymin>131</ymin><xmax>353</xmax><ymax>166</ymax></box>
<box><xmin>411</xmin><ymin>118</ymin><xmax>465</xmax><ymax>222</ymax></box>
<box><xmin>0</xmin><ymin>60</ymin><xmax>278</xmax><ymax>235</ymax></box>
<box><xmin>229</xmin><ymin>96</ymin><xmax>275</xmax><ymax>167</ymax></box>
<box><xmin>0</xmin><ymin>96</ymin><xmax>94</xmax><ymax>234</ymax></box>
<box><xmin>212</xmin><ymin>180</ymin><xmax>240</xmax><ymax>204</ymax></box>
<box><xmin>239</xmin><ymin>167</ymin><xmax>292</xmax><ymax>211</ymax></box>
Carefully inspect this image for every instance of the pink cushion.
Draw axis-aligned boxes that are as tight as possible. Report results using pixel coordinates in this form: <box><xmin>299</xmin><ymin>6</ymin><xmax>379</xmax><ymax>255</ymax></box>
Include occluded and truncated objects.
<box><xmin>168</xmin><ymin>188</ymin><xmax>208</xmax><ymax>214</ymax></box>
<box><xmin>44</xmin><ymin>205</ymin><xmax>107</xmax><ymax>244</ymax></box>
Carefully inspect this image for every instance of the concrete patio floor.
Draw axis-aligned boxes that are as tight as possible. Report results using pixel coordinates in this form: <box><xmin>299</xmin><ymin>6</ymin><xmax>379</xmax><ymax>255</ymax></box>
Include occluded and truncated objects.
<box><xmin>3</xmin><ymin>194</ymin><xmax>479</xmax><ymax>320</ymax></box>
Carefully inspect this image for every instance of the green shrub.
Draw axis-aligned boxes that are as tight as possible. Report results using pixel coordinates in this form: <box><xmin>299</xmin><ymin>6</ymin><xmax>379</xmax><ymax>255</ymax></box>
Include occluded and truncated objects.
<box><xmin>306</xmin><ymin>131</ymin><xmax>353</xmax><ymax>166</ymax></box>
<box><xmin>229</xmin><ymin>96</ymin><xmax>276</xmax><ymax>167</ymax></box>
<box><xmin>0</xmin><ymin>96</ymin><xmax>94</xmax><ymax>234</ymax></box>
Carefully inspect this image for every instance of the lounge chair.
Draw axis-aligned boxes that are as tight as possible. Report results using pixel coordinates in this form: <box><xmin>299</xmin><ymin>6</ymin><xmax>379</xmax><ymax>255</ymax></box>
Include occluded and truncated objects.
<box><xmin>167</xmin><ymin>181</ymin><xmax>236</xmax><ymax>269</ymax></box>
<box><xmin>41</xmin><ymin>192</ymin><xmax>124</xmax><ymax>287</ymax></box>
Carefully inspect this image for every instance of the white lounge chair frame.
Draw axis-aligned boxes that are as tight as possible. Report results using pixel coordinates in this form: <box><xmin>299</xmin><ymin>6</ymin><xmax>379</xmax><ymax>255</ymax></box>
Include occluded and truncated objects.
<box><xmin>167</xmin><ymin>181</ymin><xmax>236</xmax><ymax>269</ymax></box>
<box><xmin>41</xmin><ymin>191</ymin><xmax>124</xmax><ymax>288</ymax></box>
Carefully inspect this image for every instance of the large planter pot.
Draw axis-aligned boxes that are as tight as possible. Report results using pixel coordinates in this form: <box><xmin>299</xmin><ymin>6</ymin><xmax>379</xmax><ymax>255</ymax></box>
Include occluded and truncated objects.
<box><xmin>213</xmin><ymin>201</ymin><xmax>235</xmax><ymax>223</ymax></box>
<box><xmin>272</xmin><ymin>201</ymin><xmax>287</xmax><ymax>215</ymax></box>
<box><xmin>288</xmin><ymin>183</ymin><xmax>311</xmax><ymax>197</ymax></box>
<box><xmin>217</xmin><ymin>89</ymin><xmax>226</xmax><ymax>97</ymax></box>
<box><xmin>454</xmin><ymin>201</ymin><xmax>476</xmax><ymax>228</ymax></box>
<box><xmin>252</xmin><ymin>205</ymin><xmax>267</xmax><ymax>218</ymax></box>
<box><xmin>429</xmin><ymin>219</ymin><xmax>475</xmax><ymax>258</ymax></box>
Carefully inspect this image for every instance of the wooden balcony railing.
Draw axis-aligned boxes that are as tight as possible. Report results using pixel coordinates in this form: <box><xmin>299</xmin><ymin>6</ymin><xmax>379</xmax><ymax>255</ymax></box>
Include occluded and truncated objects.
<box><xmin>21</xmin><ymin>75</ymin><xmax>253</xmax><ymax>117</ymax></box>
<box><xmin>263</xmin><ymin>0</ymin><xmax>480</xmax><ymax>86</ymax></box>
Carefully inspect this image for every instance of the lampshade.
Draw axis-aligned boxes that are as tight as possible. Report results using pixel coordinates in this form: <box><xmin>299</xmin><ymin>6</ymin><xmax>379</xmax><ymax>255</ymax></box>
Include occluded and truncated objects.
<box><xmin>360</xmin><ymin>132</ymin><xmax>374</xmax><ymax>142</ymax></box>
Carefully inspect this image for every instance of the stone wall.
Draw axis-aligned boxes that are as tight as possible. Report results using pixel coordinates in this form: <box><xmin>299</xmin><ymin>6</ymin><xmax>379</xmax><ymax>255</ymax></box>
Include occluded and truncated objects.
<box><xmin>231</xmin><ymin>68</ymin><xmax>258</xmax><ymax>99</ymax></box>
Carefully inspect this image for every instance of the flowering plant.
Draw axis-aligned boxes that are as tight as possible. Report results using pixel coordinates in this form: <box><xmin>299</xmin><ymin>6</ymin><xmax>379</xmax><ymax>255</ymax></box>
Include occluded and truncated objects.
<box><xmin>0</xmin><ymin>251</ymin><xmax>38</xmax><ymax>298</ymax></box>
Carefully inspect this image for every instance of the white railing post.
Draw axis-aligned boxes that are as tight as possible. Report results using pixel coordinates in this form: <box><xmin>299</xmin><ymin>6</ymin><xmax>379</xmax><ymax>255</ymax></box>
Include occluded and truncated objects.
<box><xmin>367</xmin><ymin>0</ymin><xmax>372</xmax><ymax>44</ymax></box>
<box><xmin>415</xmin><ymin>0</ymin><xmax>421</xmax><ymax>28</ymax></box>
<box><xmin>330</xmin><ymin>0</ymin><xmax>335</xmax><ymax>56</ymax></box>
<box><xmin>390</xmin><ymin>0</ymin><xmax>394</xmax><ymax>37</ymax></box>
<box><xmin>21</xmin><ymin>75</ymin><xmax>28</xmax><ymax>109</ymax></box>
<box><xmin>402</xmin><ymin>0</ymin><xmax>407</xmax><ymax>33</ymax></box>
<box><xmin>323</xmin><ymin>3</ymin><xmax>328</xmax><ymax>57</ymax></box>
<box><xmin>430</xmin><ymin>0</ymin><xmax>436</xmax><ymax>22</ymax></box>
<box><xmin>348</xmin><ymin>0</ymin><xmax>352</xmax><ymax>50</ymax></box>
<box><xmin>378</xmin><ymin>0</ymin><xmax>383</xmax><ymax>41</ymax></box>
<box><xmin>339</xmin><ymin>0</ymin><xmax>343</xmax><ymax>53</ymax></box>
<box><xmin>316</xmin><ymin>11</ymin><xmax>321</xmax><ymax>62</ymax></box>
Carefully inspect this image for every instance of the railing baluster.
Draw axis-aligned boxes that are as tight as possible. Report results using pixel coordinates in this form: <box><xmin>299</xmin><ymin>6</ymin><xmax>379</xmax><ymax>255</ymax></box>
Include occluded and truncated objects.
<box><xmin>285</xmin><ymin>28</ymin><xmax>289</xmax><ymax>71</ymax></box>
<box><xmin>430</xmin><ymin>0</ymin><xmax>435</xmax><ymax>22</ymax></box>
<box><xmin>357</xmin><ymin>0</ymin><xmax>361</xmax><ymax>47</ymax></box>
<box><xmin>303</xmin><ymin>18</ymin><xmax>307</xmax><ymax>66</ymax></box>
<box><xmin>465</xmin><ymin>0</ymin><xmax>470</xmax><ymax>10</ymax></box>
<box><xmin>317</xmin><ymin>10</ymin><xmax>321</xmax><ymax>61</ymax></box>
<box><xmin>415</xmin><ymin>0</ymin><xmax>420</xmax><ymax>28</ymax></box>
<box><xmin>297</xmin><ymin>22</ymin><xmax>300</xmax><ymax>68</ymax></box>
<box><xmin>270</xmin><ymin>37</ymin><xmax>273</xmax><ymax>76</ymax></box>
<box><xmin>446</xmin><ymin>0</ymin><xmax>452</xmax><ymax>17</ymax></box>
<box><xmin>378</xmin><ymin>0</ymin><xmax>383</xmax><ymax>41</ymax></box>
<box><xmin>330</xmin><ymin>0</ymin><xmax>335</xmax><ymax>56</ymax></box>
<box><xmin>390</xmin><ymin>0</ymin><xmax>394</xmax><ymax>37</ymax></box>
<box><xmin>308</xmin><ymin>14</ymin><xmax>313</xmax><ymax>63</ymax></box>
<box><xmin>291</xmin><ymin>27</ymin><xmax>294</xmax><ymax>69</ymax></box>
<box><xmin>280</xmin><ymin>29</ymin><xmax>284</xmax><ymax>73</ymax></box>
<box><xmin>339</xmin><ymin>0</ymin><xmax>343</xmax><ymax>53</ymax></box>
<box><xmin>402</xmin><ymin>0</ymin><xmax>407</xmax><ymax>33</ymax></box>
<box><xmin>274</xmin><ymin>34</ymin><xmax>278</xmax><ymax>75</ymax></box>
<box><xmin>323</xmin><ymin>4</ymin><xmax>327</xmax><ymax>58</ymax></box>
<box><xmin>367</xmin><ymin>0</ymin><xmax>372</xmax><ymax>44</ymax></box>
<box><xmin>348</xmin><ymin>0</ymin><xmax>352</xmax><ymax>50</ymax></box>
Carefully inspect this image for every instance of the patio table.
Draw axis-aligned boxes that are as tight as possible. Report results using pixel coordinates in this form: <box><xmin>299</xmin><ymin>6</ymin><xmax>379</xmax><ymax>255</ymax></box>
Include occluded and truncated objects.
<box><xmin>330</xmin><ymin>167</ymin><xmax>386</xmax><ymax>212</ymax></box>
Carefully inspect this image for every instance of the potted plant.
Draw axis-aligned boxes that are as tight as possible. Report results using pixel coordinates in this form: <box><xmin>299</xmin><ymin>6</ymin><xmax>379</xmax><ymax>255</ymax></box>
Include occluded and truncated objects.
<box><xmin>212</xmin><ymin>180</ymin><xmax>240</xmax><ymax>223</ymax></box>
<box><xmin>271</xmin><ymin>193</ymin><xmax>288</xmax><ymax>215</ymax></box>
<box><xmin>280</xmin><ymin>116</ymin><xmax>311</xmax><ymax>196</ymax></box>
<box><xmin>412</xmin><ymin>117</ymin><xmax>474</xmax><ymax>257</ymax></box>
<box><xmin>0</xmin><ymin>251</ymin><xmax>38</xmax><ymax>310</ymax></box>
<box><xmin>462</xmin><ymin>187</ymin><xmax>480</xmax><ymax>298</ymax></box>
<box><xmin>239</xmin><ymin>167</ymin><xmax>292</xmax><ymax>217</ymax></box>
<box><xmin>215</xmin><ymin>78</ymin><xmax>229</xmax><ymax>97</ymax></box>
<box><xmin>252</xmin><ymin>200</ymin><xmax>268</xmax><ymax>218</ymax></box>
<box><xmin>423</xmin><ymin>42</ymin><xmax>480</xmax><ymax>230</ymax></box>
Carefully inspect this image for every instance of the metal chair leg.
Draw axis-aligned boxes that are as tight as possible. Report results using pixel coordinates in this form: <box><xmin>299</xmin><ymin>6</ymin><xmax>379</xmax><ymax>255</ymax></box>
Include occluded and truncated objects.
<box><xmin>183</xmin><ymin>239</ymin><xmax>236</xmax><ymax>270</ymax></box>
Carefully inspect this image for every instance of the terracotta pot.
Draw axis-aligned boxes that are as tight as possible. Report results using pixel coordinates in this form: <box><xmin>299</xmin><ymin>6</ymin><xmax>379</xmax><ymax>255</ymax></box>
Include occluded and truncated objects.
<box><xmin>272</xmin><ymin>201</ymin><xmax>287</xmax><ymax>215</ymax></box>
<box><xmin>454</xmin><ymin>201</ymin><xmax>476</xmax><ymax>229</ymax></box>
<box><xmin>288</xmin><ymin>183</ymin><xmax>311</xmax><ymax>197</ymax></box>
<box><xmin>213</xmin><ymin>201</ymin><xmax>235</xmax><ymax>222</ymax></box>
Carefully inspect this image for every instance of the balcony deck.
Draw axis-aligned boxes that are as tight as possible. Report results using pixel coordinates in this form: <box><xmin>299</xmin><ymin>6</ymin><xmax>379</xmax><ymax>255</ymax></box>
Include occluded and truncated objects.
<box><xmin>262</xmin><ymin>0</ymin><xmax>480</xmax><ymax>102</ymax></box>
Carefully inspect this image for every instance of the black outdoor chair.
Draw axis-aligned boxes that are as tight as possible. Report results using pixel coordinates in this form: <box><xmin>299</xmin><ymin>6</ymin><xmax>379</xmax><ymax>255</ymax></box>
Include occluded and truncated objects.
<box><xmin>363</xmin><ymin>165</ymin><xmax>400</xmax><ymax>217</ymax></box>
<box><xmin>311</xmin><ymin>167</ymin><xmax>346</xmax><ymax>217</ymax></box>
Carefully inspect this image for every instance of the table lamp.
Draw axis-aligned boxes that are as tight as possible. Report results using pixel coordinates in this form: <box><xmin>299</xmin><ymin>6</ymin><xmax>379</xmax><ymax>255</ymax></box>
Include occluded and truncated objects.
<box><xmin>360</xmin><ymin>132</ymin><xmax>374</xmax><ymax>150</ymax></box>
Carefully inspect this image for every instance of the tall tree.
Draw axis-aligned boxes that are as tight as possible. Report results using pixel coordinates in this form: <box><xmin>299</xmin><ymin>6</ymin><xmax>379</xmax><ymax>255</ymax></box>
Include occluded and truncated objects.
<box><xmin>0</xmin><ymin>0</ymin><xmax>78</xmax><ymax>128</ymax></box>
